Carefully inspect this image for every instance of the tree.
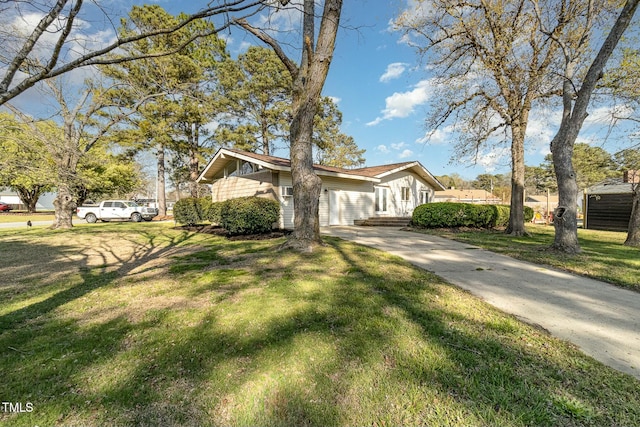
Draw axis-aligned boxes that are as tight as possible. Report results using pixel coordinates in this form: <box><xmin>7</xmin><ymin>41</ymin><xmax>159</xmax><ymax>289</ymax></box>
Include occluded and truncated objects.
<box><xmin>313</xmin><ymin>97</ymin><xmax>365</xmax><ymax>168</ymax></box>
<box><xmin>615</xmin><ymin>148</ymin><xmax>640</xmax><ymax>246</ymax></box>
<box><xmin>0</xmin><ymin>112</ymin><xmax>53</xmax><ymax>212</ymax></box>
<box><xmin>216</xmin><ymin>45</ymin><xmax>291</xmax><ymax>155</ymax></box>
<box><xmin>0</xmin><ymin>0</ymin><xmax>266</xmax><ymax>105</ymax></box>
<box><xmin>7</xmin><ymin>75</ymin><xmax>150</xmax><ymax>228</ymax></box>
<box><xmin>75</xmin><ymin>150</ymin><xmax>143</xmax><ymax>206</ymax></box>
<box><xmin>101</xmin><ymin>5</ymin><xmax>227</xmax><ymax>208</ymax></box>
<box><xmin>536</xmin><ymin>144</ymin><xmax>619</xmax><ymax>192</ymax></box>
<box><xmin>237</xmin><ymin>0</ymin><xmax>344</xmax><ymax>251</ymax></box>
<box><xmin>435</xmin><ymin>173</ymin><xmax>469</xmax><ymax>190</ymax></box>
<box><xmin>395</xmin><ymin>0</ymin><xmax>567</xmax><ymax>236</ymax></box>
<box><xmin>217</xmin><ymin>47</ymin><xmax>363</xmax><ymax>167</ymax></box>
<box><xmin>525</xmin><ymin>165</ymin><xmax>556</xmax><ymax>194</ymax></box>
<box><xmin>536</xmin><ymin>0</ymin><xmax>640</xmax><ymax>253</ymax></box>
<box><xmin>570</xmin><ymin>144</ymin><xmax>619</xmax><ymax>189</ymax></box>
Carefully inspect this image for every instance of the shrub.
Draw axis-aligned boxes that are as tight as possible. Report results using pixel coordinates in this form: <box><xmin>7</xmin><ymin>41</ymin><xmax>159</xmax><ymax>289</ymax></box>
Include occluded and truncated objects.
<box><xmin>524</xmin><ymin>206</ymin><xmax>534</xmax><ymax>222</ymax></box>
<box><xmin>493</xmin><ymin>205</ymin><xmax>511</xmax><ymax>227</ymax></box>
<box><xmin>412</xmin><ymin>203</ymin><xmax>475</xmax><ymax>228</ymax></box>
<box><xmin>206</xmin><ymin>201</ymin><xmax>224</xmax><ymax>225</ymax></box>
<box><xmin>412</xmin><ymin>202</ymin><xmax>526</xmax><ymax>229</ymax></box>
<box><xmin>220</xmin><ymin>197</ymin><xmax>280</xmax><ymax>235</ymax></box>
<box><xmin>173</xmin><ymin>197</ymin><xmax>211</xmax><ymax>225</ymax></box>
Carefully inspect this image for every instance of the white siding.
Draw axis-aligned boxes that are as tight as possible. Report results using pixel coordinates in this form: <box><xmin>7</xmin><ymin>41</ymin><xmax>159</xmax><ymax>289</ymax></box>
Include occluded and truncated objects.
<box><xmin>378</xmin><ymin>171</ymin><xmax>437</xmax><ymax>217</ymax></box>
<box><xmin>279</xmin><ymin>173</ymin><xmax>295</xmax><ymax>229</ymax></box>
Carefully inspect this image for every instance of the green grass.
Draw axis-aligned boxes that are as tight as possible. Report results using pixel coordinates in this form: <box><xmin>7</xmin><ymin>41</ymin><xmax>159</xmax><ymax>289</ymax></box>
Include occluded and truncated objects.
<box><xmin>0</xmin><ymin>212</ymin><xmax>55</xmax><ymax>223</ymax></box>
<box><xmin>0</xmin><ymin>223</ymin><xmax>638</xmax><ymax>426</ymax></box>
<box><xmin>413</xmin><ymin>224</ymin><xmax>640</xmax><ymax>291</ymax></box>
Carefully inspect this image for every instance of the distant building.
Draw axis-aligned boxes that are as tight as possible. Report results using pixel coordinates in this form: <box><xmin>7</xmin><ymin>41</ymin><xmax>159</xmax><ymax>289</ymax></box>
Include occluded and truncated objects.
<box><xmin>525</xmin><ymin>194</ymin><xmax>559</xmax><ymax>222</ymax></box>
<box><xmin>0</xmin><ymin>188</ymin><xmax>56</xmax><ymax>210</ymax></box>
<box><xmin>584</xmin><ymin>171</ymin><xmax>638</xmax><ymax>232</ymax></box>
<box><xmin>433</xmin><ymin>188</ymin><xmax>502</xmax><ymax>204</ymax></box>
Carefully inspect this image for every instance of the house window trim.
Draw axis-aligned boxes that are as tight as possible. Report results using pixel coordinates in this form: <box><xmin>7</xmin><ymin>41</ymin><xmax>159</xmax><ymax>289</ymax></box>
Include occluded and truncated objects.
<box><xmin>420</xmin><ymin>189</ymin><xmax>430</xmax><ymax>204</ymax></box>
<box><xmin>401</xmin><ymin>187</ymin><xmax>411</xmax><ymax>202</ymax></box>
<box><xmin>375</xmin><ymin>186</ymin><xmax>388</xmax><ymax>213</ymax></box>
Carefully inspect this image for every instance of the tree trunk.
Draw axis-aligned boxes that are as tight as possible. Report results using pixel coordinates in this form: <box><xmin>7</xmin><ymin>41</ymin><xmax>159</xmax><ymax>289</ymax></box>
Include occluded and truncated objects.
<box><xmin>624</xmin><ymin>184</ymin><xmax>640</xmax><ymax>246</ymax></box>
<box><xmin>157</xmin><ymin>145</ymin><xmax>167</xmax><ymax>217</ymax></box>
<box><xmin>552</xmin><ymin>132</ymin><xmax>581</xmax><ymax>253</ymax></box>
<box><xmin>51</xmin><ymin>182</ymin><xmax>76</xmax><ymax>229</ymax></box>
<box><xmin>261</xmin><ymin>119</ymin><xmax>270</xmax><ymax>156</ymax></box>
<box><xmin>236</xmin><ymin>0</ymin><xmax>343</xmax><ymax>252</ymax></box>
<box><xmin>188</xmin><ymin>125</ymin><xmax>200</xmax><ymax>198</ymax></box>
<box><xmin>505</xmin><ymin>125</ymin><xmax>527</xmax><ymax>235</ymax></box>
<box><xmin>288</xmin><ymin>99</ymin><xmax>323</xmax><ymax>251</ymax></box>
<box><xmin>14</xmin><ymin>185</ymin><xmax>43</xmax><ymax>213</ymax></box>
<box><xmin>51</xmin><ymin>145</ymin><xmax>80</xmax><ymax>229</ymax></box>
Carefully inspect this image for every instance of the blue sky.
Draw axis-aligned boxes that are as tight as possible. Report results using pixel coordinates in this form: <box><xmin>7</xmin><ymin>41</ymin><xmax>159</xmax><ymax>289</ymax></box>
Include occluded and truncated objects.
<box><xmin>5</xmin><ymin>0</ymin><xmax>638</xmax><ymax>181</ymax></box>
<box><xmin>219</xmin><ymin>0</ymin><xmax>638</xmax><ymax>179</ymax></box>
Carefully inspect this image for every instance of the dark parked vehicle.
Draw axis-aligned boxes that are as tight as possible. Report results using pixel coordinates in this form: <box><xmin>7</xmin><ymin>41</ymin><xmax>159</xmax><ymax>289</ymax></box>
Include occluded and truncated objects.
<box><xmin>0</xmin><ymin>202</ymin><xmax>12</xmax><ymax>212</ymax></box>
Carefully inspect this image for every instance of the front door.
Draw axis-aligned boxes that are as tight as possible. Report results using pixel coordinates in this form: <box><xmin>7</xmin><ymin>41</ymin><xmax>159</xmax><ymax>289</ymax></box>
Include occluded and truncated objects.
<box><xmin>329</xmin><ymin>190</ymin><xmax>340</xmax><ymax>225</ymax></box>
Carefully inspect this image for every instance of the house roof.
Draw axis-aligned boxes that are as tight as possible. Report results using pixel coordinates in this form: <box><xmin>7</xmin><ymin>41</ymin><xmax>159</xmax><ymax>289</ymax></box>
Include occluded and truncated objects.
<box><xmin>197</xmin><ymin>148</ymin><xmax>446</xmax><ymax>190</ymax></box>
<box><xmin>586</xmin><ymin>180</ymin><xmax>634</xmax><ymax>195</ymax></box>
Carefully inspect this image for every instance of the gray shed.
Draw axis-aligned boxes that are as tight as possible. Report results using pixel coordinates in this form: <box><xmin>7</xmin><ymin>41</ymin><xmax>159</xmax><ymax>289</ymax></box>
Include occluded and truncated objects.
<box><xmin>584</xmin><ymin>181</ymin><xmax>634</xmax><ymax>232</ymax></box>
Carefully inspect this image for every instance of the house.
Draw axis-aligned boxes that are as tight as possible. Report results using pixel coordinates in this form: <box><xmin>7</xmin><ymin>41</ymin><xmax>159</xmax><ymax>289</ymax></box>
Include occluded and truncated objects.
<box><xmin>433</xmin><ymin>188</ymin><xmax>502</xmax><ymax>204</ymax></box>
<box><xmin>0</xmin><ymin>188</ymin><xmax>56</xmax><ymax>211</ymax></box>
<box><xmin>196</xmin><ymin>148</ymin><xmax>445</xmax><ymax>228</ymax></box>
<box><xmin>584</xmin><ymin>172</ymin><xmax>638</xmax><ymax>231</ymax></box>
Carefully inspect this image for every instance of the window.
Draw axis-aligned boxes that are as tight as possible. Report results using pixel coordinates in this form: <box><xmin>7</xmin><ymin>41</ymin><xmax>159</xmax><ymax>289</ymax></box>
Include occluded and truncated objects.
<box><xmin>401</xmin><ymin>187</ymin><xmax>411</xmax><ymax>201</ymax></box>
<box><xmin>420</xmin><ymin>190</ymin><xmax>430</xmax><ymax>205</ymax></box>
<box><xmin>375</xmin><ymin>187</ymin><xmax>388</xmax><ymax>212</ymax></box>
<box><xmin>239</xmin><ymin>161</ymin><xmax>255</xmax><ymax>175</ymax></box>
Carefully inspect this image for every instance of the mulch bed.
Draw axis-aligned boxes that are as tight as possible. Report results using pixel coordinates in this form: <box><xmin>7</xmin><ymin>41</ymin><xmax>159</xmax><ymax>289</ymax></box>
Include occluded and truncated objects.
<box><xmin>174</xmin><ymin>224</ymin><xmax>291</xmax><ymax>240</ymax></box>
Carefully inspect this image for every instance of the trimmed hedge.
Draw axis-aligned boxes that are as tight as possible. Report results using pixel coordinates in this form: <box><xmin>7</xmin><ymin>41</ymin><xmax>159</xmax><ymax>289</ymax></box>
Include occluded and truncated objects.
<box><xmin>173</xmin><ymin>197</ymin><xmax>211</xmax><ymax>225</ymax></box>
<box><xmin>206</xmin><ymin>201</ymin><xmax>224</xmax><ymax>225</ymax></box>
<box><xmin>220</xmin><ymin>197</ymin><xmax>280</xmax><ymax>235</ymax></box>
<box><xmin>412</xmin><ymin>202</ymin><xmax>533</xmax><ymax>229</ymax></box>
<box><xmin>174</xmin><ymin>196</ymin><xmax>280</xmax><ymax>234</ymax></box>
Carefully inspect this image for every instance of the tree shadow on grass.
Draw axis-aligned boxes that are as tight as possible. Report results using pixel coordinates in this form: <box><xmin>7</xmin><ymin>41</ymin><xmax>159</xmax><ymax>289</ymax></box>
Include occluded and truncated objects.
<box><xmin>326</xmin><ymin>236</ymin><xmax>640</xmax><ymax>427</ymax></box>
<box><xmin>1</xmin><ymin>230</ymin><xmax>639</xmax><ymax>426</ymax></box>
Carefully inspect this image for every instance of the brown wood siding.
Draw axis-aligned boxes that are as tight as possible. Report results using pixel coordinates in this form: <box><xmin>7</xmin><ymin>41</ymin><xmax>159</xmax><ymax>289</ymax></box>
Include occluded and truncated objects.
<box><xmin>585</xmin><ymin>193</ymin><xmax>632</xmax><ymax>231</ymax></box>
<box><xmin>211</xmin><ymin>170</ymin><xmax>278</xmax><ymax>202</ymax></box>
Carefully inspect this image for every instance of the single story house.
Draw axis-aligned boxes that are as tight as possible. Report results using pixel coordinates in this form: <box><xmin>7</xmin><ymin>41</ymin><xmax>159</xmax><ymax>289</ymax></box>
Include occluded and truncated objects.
<box><xmin>584</xmin><ymin>180</ymin><xmax>635</xmax><ymax>232</ymax></box>
<box><xmin>0</xmin><ymin>188</ymin><xmax>56</xmax><ymax>210</ymax></box>
<box><xmin>196</xmin><ymin>148</ymin><xmax>445</xmax><ymax>228</ymax></box>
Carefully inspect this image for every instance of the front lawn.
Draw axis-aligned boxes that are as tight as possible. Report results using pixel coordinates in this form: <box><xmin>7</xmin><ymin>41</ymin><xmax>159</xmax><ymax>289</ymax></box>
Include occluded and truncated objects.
<box><xmin>0</xmin><ymin>223</ymin><xmax>638</xmax><ymax>426</ymax></box>
<box><xmin>414</xmin><ymin>224</ymin><xmax>640</xmax><ymax>291</ymax></box>
<box><xmin>0</xmin><ymin>212</ymin><xmax>55</xmax><ymax>223</ymax></box>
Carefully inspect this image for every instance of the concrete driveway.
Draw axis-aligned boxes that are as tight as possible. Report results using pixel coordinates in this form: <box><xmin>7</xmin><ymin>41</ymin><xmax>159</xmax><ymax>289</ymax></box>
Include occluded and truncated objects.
<box><xmin>323</xmin><ymin>226</ymin><xmax>640</xmax><ymax>380</ymax></box>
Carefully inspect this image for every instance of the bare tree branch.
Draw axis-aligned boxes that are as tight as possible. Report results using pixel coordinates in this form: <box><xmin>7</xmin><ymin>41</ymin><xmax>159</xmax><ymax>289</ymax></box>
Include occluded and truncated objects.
<box><xmin>234</xmin><ymin>18</ymin><xmax>299</xmax><ymax>77</ymax></box>
<box><xmin>0</xmin><ymin>0</ymin><xmax>266</xmax><ymax>105</ymax></box>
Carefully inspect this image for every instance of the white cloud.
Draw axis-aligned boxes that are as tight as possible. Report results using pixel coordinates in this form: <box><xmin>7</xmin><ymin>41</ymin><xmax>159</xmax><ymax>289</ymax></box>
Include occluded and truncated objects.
<box><xmin>366</xmin><ymin>79</ymin><xmax>433</xmax><ymax>126</ymax></box>
<box><xmin>257</xmin><ymin>0</ymin><xmax>302</xmax><ymax>33</ymax></box>
<box><xmin>367</xmin><ymin>117</ymin><xmax>384</xmax><ymax>127</ymax></box>
<box><xmin>399</xmin><ymin>149</ymin><xmax>414</xmax><ymax>159</ymax></box>
<box><xmin>376</xmin><ymin>144</ymin><xmax>390</xmax><ymax>153</ymax></box>
<box><xmin>391</xmin><ymin>142</ymin><xmax>408</xmax><ymax>150</ymax></box>
<box><xmin>327</xmin><ymin>96</ymin><xmax>342</xmax><ymax>105</ymax></box>
<box><xmin>380</xmin><ymin>62</ymin><xmax>408</xmax><ymax>82</ymax></box>
<box><xmin>417</xmin><ymin>126</ymin><xmax>456</xmax><ymax>145</ymax></box>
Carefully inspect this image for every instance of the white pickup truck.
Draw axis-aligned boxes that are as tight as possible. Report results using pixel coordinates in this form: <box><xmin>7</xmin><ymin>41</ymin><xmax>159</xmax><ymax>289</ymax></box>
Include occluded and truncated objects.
<box><xmin>76</xmin><ymin>200</ymin><xmax>159</xmax><ymax>223</ymax></box>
